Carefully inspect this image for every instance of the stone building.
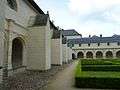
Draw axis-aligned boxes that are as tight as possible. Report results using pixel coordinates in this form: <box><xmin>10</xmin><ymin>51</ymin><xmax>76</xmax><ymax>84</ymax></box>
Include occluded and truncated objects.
<box><xmin>68</xmin><ymin>35</ymin><xmax>120</xmax><ymax>59</ymax></box>
<box><xmin>0</xmin><ymin>0</ymin><xmax>66</xmax><ymax>84</ymax></box>
<box><xmin>62</xmin><ymin>29</ymin><xmax>82</xmax><ymax>39</ymax></box>
<box><xmin>62</xmin><ymin>29</ymin><xmax>81</xmax><ymax>62</ymax></box>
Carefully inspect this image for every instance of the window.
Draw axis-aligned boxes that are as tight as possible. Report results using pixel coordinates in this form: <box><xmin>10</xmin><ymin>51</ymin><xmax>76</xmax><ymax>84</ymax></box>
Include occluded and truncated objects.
<box><xmin>118</xmin><ymin>42</ymin><xmax>120</xmax><ymax>46</ymax></box>
<box><xmin>107</xmin><ymin>42</ymin><xmax>110</xmax><ymax>46</ymax></box>
<box><xmin>72</xmin><ymin>44</ymin><xmax>74</xmax><ymax>47</ymax></box>
<box><xmin>88</xmin><ymin>43</ymin><xmax>90</xmax><ymax>47</ymax></box>
<box><xmin>98</xmin><ymin>43</ymin><xmax>100</xmax><ymax>46</ymax></box>
<box><xmin>79</xmin><ymin>44</ymin><xmax>81</xmax><ymax>47</ymax></box>
<box><xmin>7</xmin><ymin>0</ymin><xmax>17</xmax><ymax>11</ymax></box>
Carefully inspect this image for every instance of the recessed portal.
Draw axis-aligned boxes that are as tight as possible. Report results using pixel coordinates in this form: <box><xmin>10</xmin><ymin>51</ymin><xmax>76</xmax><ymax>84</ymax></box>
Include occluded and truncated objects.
<box><xmin>12</xmin><ymin>38</ymin><xmax>23</xmax><ymax>69</ymax></box>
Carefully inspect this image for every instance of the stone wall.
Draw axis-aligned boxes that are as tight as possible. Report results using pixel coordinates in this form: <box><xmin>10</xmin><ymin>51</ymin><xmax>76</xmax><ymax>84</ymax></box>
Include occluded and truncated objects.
<box><xmin>0</xmin><ymin>0</ymin><xmax>6</xmax><ymax>84</ymax></box>
<box><xmin>51</xmin><ymin>39</ymin><xmax>62</xmax><ymax>65</ymax></box>
<box><xmin>62</xmin><ymin>44</ymin><xmax>68</xmax><ymax>63</ymax></box>
<box><xmin>27</xmin><ymin>20</ymin><xmax>51</xmax><ymax>70</ymax></box>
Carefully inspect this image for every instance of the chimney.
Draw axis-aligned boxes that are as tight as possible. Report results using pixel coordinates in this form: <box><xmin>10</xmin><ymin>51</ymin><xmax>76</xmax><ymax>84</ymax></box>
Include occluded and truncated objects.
<box><xmin>100</xmin><ymin>34</ymin><xmax>102</xmax><ymax>38</ymax></box>
<box><xmin>89</xmin><ymin>35</ymin><xmax>91</xmax><ymax>38</ymax></box>
<box><xmin>47</xmin><ymin>11</ymin><xmax>49</xmax><ymax>15</ymax></box>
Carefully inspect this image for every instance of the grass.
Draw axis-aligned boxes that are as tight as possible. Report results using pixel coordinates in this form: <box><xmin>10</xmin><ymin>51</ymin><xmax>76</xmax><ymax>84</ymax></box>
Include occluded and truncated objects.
<box><xmin>75</xmin><ymin>59</ymin><xmax>120</xmax><ymax>89</ymax></box>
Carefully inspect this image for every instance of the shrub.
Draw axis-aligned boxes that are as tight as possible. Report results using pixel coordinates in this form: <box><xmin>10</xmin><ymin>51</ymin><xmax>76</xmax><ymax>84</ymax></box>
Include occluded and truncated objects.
<box><xmin>75</xmin><ymin>77</ymin><xmax>120</xmax><ymax>89</ymax></box>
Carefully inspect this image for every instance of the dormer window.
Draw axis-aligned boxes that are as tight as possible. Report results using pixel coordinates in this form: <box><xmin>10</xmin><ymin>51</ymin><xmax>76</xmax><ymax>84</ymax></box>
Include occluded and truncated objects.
<box><xmin>118</xmin><ymin>42</ymin><xmax>120</xmax><ymax>46</ymax></box>
<box><xmin>107</xmin><ymin>42</ymin><xmax>110</xmax><ymax>46</ymax></box>
<box><xmin>88</xmin><ymin>43</ymin><xmax>90</xmax><ymax>47</ymax></box>
<box><xmin>79</xmin><ymin>44</ymin><xmax>81</xmax><ymax>47</ymax></box>
<box><xmin>7</xmin><ymin>0</ymin><xmax>17</xmax><ymax>11</ymax></box>
<box><xmin>98</xmin><ymin>43</ymin><xmax>100</xmax><ymax>46</ymax></box>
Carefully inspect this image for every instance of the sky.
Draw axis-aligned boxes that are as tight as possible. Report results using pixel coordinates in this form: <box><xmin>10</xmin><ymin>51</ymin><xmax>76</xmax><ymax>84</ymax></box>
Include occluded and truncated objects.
<box><xmin>34</xmin><ymin>0</ymin><xmax>120</xmax><ymax>37</ymax></box>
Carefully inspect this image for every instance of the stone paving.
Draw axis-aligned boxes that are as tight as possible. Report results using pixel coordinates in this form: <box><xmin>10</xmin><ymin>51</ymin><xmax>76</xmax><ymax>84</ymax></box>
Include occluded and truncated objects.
<box><xmin>6</xmin><ymin>62</ymin><xmax>73</xmax><ymax>90</ymax></box>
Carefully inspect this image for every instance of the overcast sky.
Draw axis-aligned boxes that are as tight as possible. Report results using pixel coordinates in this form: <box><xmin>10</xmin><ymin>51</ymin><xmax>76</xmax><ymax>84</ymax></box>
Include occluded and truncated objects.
<box><xmin>34</xmin><ymin>0</ymin><xmax>120</xmax><ymax>37</ymax></box>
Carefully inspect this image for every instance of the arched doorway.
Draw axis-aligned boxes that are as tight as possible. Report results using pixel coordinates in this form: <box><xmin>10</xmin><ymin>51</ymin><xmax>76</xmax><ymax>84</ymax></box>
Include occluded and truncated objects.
<box><xmin>86</xmin><ymin>51</ymin><xmax>93</xmax><ymax>58</ymax></box>
<box><xmin>116</xmin><ymin>51</ymin><xmax>120</xmax><ymax>58</ymax></box>
<box><xmin>12</xmin><ymin>38</ymin><xmax>24</xmax><ymax>69</ymax></box>
<box><xmin>77</xmin><ymin>52</ymin><xmax>84</xmax><ymax>58</ymax></box>
<box><xmin>106</xmin><ymin>51</ymin><xmax>113</xmax><ymax>58</ymax></box>
<box><xmin>72</xmin><ymin>53</ymin><xmax>76</xmax><ymax>59</ymax></box>
<box><xmin>96</xmin><ymin>51</ymin><xmax>103</xmax><ymax>58</ymax></box>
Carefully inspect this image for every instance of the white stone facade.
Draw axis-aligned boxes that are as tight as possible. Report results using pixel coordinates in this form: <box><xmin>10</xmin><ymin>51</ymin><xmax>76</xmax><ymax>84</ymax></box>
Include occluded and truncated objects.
<box><xmin>51</xmin><ymin>39</ymin><xmax>63</xmax><ymax>65</ymax></box>
<box><xmin>0</xmin><ymin>0</ymin><xmax>72</xmax><ymax>84</ymax></box>
<box><xmin>62</xmin><ymin>44</ymin><xmax>68</xmax><ymax>63</ymax></box>
<box><xmin>72</xmin><ymin>42</ymin><xmax>120</xmax><ymax>59</ymax></box>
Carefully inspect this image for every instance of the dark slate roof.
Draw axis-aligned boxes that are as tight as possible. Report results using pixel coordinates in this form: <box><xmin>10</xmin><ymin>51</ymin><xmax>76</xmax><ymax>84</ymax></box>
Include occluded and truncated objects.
<box><xmin>68</xmin><ymin>35</ymin><xmax>120</xmax><ymax>44</ymax></box>
<box><xmin>52</xmin><ymin>30</ymin><xmax>61</xmax><ymax>39</ymax></box>
<box><xmin>62</xmin><ymin>29</ymin><xmax>81</xmax><ymax>36</ymax></box>
<box><xmin>33</xmin><ymin>14</ymin><xmax>49</xmax><ymax>26</ymax></box>
<box><xmin>27</xmin><ymin>0</ymin><xmax>44</xmax><ymax>14</ymax></box>
<box><xmin>27</xmin><ymin>0</ymin><xmax>58</xmax><ymax>29</ymax></box>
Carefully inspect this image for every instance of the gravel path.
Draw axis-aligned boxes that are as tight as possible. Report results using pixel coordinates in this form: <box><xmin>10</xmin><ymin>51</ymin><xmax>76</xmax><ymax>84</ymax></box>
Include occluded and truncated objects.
<box><xmin>41</xmin><ymin>61</ymin><xmax>112</xmax><ymax>90</ymax></box>
<box><xmin>7</xmin><ymin>62</ymin><xmax>73</xmax><ymax>90</ymax></box>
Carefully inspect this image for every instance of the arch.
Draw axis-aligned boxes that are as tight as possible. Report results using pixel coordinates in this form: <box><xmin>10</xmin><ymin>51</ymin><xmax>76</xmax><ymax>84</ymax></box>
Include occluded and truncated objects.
<box><xmin>12</xmin><ymin>37</ymin><xmax>24</xmax><ymax>69</ymax></box>
<box><xmin>77</xmin><ymin>52</ymin><xmax>84</xmax><ymax>58</ymax></box>
<box><xmin>86</xmin><ymin>51</ymin><xmax>93</xmax><ymax>58</ymax></box>
<box><xmin>116</xmin><ymin>51</ymin><xmax>120</xmax><ymax>58</ymax></box>
<box><xmin>106</xmin><ymin>51</ymin><xmax>113</xmax><ymax>58</ymax></box>
<box><xmin>72</xmin><ymin>53</ymin><xmax>76</xmax><ymax>59</ymax></box>
<box><xmin>96</xmin><ymin>51</ymin><xmax>103</xmax><ymax>58</ymax></box>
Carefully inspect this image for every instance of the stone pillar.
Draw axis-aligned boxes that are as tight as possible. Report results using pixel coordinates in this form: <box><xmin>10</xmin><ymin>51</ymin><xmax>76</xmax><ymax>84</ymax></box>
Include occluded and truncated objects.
<box><xmin>0</xmin><ymin>1</ymin><xmax>9</xmax><ymax>89</ymax></box>
<box><xmin>93</xmin><ymin>52</ymin><xmax>96</xmax><ymax>59</ymax></box>
<box><xmin>113</xmin><ymin>52</ymin><xmax>116</xmax><ymax>59</ymax></box>
<box><xmin>103</xmin><ymin>52</ymin><xmax>106</xmax><ymax>59</ymax></box>
<box><xmin>84</xmin><ymin>52</ymin><xmax>86</xmax><ymax>59</ymax></box>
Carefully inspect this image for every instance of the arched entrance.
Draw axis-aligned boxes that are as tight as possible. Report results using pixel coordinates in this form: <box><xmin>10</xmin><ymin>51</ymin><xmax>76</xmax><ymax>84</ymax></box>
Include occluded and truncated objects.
<box><xmin>116</xmin><ymin>51</ymin><xmax>120</xmax><ymax>58</ymax></box>
<box><xmin>77</xmin><ymin>52</ymin><xmax>84</xmax><ymax>58</ymax></box>
<box><xmin>12</xmin><ymin>38</ymin><xmax>24</xmax><ymax>69</ymax></box>
<box><xmin>72</xmin><ymin>53</ymin><xmax>76</xmax><ymax>59</ymax></box>
<box><xmin>106</xmin><ymin>51</ymin><xmax>113</xmax><ymax>58</ymax></box>
<box><xmin>86</xmin><ymin>51</ymin><xmax>93</xmax><ymax>58</ymax></box>
<box><xmin>96</xmin><ymin>51</ymin><xmax>103</xmax><ymax>58</ymax></box>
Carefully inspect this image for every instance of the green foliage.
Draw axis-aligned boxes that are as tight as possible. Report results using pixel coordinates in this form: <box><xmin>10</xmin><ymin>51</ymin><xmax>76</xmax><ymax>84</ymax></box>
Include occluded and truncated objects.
<box><xmin>82</xmin><ymin>65</ymin><xmax>120</xmax><ymax>71</ymax></box>
<box><xmin>75</xmin><ymin>77</ymin><xmax>120</xmax><ymax>89</ymax></box>
<box><xmin>75</xmin><ymin>59</ymin><xmax>120</xmax><ymax>89</ymax></box>
<box><xmin>81</xmin><ymin>59</ymin><xmax>120</xmax><ymax>65</ymax></box>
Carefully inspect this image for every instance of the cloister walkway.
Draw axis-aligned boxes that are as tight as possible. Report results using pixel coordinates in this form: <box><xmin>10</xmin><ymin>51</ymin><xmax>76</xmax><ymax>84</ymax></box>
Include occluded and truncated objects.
<box><xmin>42</xmin><ymin>61</ymin><xmax>109</xmax><ymax>90</ymax></box>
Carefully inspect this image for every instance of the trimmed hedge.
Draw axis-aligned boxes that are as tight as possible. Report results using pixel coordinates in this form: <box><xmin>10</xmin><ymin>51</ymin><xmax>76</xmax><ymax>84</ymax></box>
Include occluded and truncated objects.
<box><xmin>81</xmin><ymin>59</ymin><xmax>113</xmax><ymax>65</ymax></box>
<box><xmin>81</xmin><ymin>59</ymin><xmax>120</xmax><ymax>65</ymax></box>
<box><xmin>75</xmin><ymin>77</ymin><xmax>120</xmax><ymax>89</ymax></box>
<box><xmin>82</xmin><ymin>65</ymin><xmax>120</xmax><ymax>71</ymax></box>
<box><xmin>75</xmin><ymin>59</ymin><xmax>120</xmax><ymax>89</ymax></box>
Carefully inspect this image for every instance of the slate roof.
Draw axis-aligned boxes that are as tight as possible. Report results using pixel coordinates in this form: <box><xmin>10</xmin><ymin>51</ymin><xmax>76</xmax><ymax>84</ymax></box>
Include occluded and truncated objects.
<box><xmin>62</xmin><ymin>29</ymin><xmax>81</xmax><ymax>36</ymax></box>
<box><xmin>68</xmin><ymin>35</ymin><xmax>120</xmax><ymax>44</ymax></box>
<box><xmin>52</xmin><ymin>30</ymin><xmax>61</xmax><ymax>39</ymax></box>
<box><xmin>27</xmin><ymin>0</ymin><xmax>44</xmax><ymax>14</ymax></box>
<box><xmin>27</xmin><ymin>0</ymin><xmax>58</xmax><ymax>29</ymax></box>
<box><xmin>33</xmin><ymin>14</ymin><xmax>49</xmax><ymax>26</ymax></box>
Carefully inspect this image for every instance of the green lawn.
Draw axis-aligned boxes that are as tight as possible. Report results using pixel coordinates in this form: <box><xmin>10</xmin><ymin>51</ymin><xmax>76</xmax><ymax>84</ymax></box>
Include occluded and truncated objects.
<box><xmin>75</xmin><ymin>59</ymin><xmax>120</xmax><ymax>89</ymax></box>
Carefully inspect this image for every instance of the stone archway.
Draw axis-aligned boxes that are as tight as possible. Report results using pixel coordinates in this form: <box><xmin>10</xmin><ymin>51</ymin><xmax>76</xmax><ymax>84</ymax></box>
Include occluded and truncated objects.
<box><xmin>12</xmin><ymin>38</ymin><xmax>24</xmax><ymax>69</ymax></box>
<box><xmin>86</xmin><ymin>51</ymin><xmax>93</xmax><ymax>58</ymax></box>
<box><xmin>77</xmin><ymin>52</ymin><xmax>84</xmax><ymax>58</ymax></box>
<box><xmin>96</xmin><ymin>51</ymin><xmax>103</xmax><ymax>58</ymax></box>
<box><xmin>116</xmin><ymin>51</ymin><xmax>120</xmax><ymax>58</ymax></box>
<box><xmin>72</xmin><ymin>53</ymin><xmax>76</xmax><ymax>59</ymax></box>
<box><xmin>106</xmin><ymin>51</ymin><xmax>113</xmax><ymax>58</ymax></box>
